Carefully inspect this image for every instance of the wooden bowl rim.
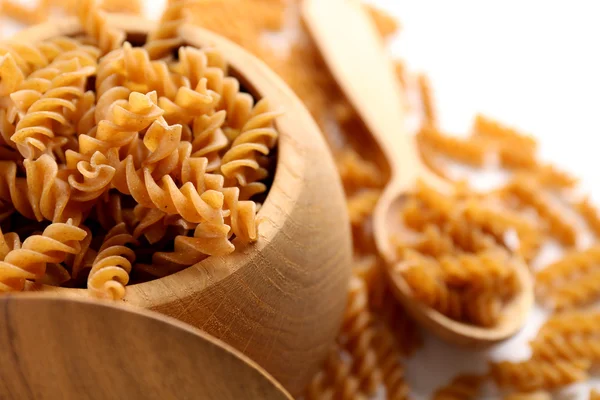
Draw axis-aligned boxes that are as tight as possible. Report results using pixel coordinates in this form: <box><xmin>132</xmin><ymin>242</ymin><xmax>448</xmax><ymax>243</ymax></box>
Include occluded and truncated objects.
<box><xmin>13</xmin><ymin>15</ymin><xmax>312</xmax><ymax>299</ymax></box>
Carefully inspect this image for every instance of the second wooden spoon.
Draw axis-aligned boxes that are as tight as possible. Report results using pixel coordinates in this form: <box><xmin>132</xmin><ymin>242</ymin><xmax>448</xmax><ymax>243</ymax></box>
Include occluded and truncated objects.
<box><xmin>302</xmin><ymin>0</ymin><xmax>533</xmax><ymax>347</ymax></box>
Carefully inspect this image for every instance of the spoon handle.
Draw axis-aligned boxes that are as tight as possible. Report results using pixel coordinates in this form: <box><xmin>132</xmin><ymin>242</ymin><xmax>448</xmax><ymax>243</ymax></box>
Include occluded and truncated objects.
<box><xmin>302</xmin><ymin>0</ymin><xmax>422</xmax><ymax>180</ymax></box>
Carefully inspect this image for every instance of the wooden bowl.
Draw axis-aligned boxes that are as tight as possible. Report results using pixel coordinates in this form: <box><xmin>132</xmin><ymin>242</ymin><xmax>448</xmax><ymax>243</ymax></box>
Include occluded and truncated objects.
<box><xmin>0</xmin><ymin>294</ymin><xmax>293</xmax><ymax>400</ymax></box>
<box><xmin>13</xmin><ymin>15</ymin><xmax>352</xmax><ymax>395</ymax></box>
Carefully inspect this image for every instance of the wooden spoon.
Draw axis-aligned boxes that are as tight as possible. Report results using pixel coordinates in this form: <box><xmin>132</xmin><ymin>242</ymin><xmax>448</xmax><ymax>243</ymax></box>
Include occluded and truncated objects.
<box><xmin>302</xmin><ymin>0</ymin><xmax>533</xmax><ymax>346</ymax></box>
<box><xmin>0</xmin><ymin>294</ymin><xmax>293</xmax><ymax>400</ymax></box>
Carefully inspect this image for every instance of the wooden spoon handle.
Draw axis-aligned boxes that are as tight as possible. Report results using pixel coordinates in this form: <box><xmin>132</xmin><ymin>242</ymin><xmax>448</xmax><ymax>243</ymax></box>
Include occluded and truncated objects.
<box><xmin>302</xmin><ymin>0</ymin><xmax>422</xmax><ymax>179</ymax></box>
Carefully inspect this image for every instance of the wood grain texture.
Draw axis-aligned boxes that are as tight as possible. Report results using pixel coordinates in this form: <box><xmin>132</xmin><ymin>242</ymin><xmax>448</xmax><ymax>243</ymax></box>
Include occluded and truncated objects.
<box><xmin>302</xmin><ymin>0</ymin><xmax>533</xmax><ymax>347</ymax></box>
<box><xmin>14</xmin><ymin>15</ymin><xmax>353</xmax><ymax>395</ymax></box>
<box><xmin>0</xmin><ymin>294</ymin><xmax>292</xmax><ymax>400</ymax></box>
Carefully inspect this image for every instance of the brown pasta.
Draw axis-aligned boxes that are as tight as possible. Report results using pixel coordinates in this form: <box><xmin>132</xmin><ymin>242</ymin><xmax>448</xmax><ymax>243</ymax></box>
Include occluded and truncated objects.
<box><xmin>575</xmin><ymin>196</ymin><xmax>600</xmax><ymax>237</ymax></box>
<box><xmin>0</xmin><ymin>0</ymin><xmax>279</xmax><ymax>301</ymax></box>
<box><xmin>340</xmin><ymin>276</ymin><xmax>383</xmax><ymax>395</ymax></box>
<box><xmin>504</xmin><ymin>176</ymin><xmax>577</xmax><ymax>246</ymax></box>
<box><xmin>417</xmin><ymin>125</ymin><xmax>491</xmax><ymax>167</ymax></box>
<box><xmin>490</xmin><ymin>358</ymin><xmax>590</xmax><ymax>392</ymax></box>
<box><xmin>432</xmin><ymin>374</ymin><xmax>484</xmax><ymax>400</ymax></box>
<box><xmin>503</xmin><ymin>392</ymin><xmax>552</xmax><ymax>400</ymax></box>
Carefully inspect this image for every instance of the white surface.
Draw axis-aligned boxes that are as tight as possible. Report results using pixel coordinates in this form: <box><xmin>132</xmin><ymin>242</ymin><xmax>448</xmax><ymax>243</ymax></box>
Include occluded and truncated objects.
<box><xmin>3</xmin><ymin>1</ymin><xmax>600</xmax><ymax>398</ymax></box>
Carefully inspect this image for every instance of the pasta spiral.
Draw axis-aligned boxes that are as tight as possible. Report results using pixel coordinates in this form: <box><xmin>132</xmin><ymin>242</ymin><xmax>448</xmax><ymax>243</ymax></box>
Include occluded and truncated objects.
<box><xmin>340</xmin><ymin>276</ymin><xmax>382</xmax><ymax>395</ymax></box>
<box><xmin>221</xmin><ymin>99</ymin><xmax>280</xmax><ymax>188</ymax></box>
<box><xmin>505</xmin><ymin>176</ymin><xmax>577</xmax><ymax>246</ymax></box>
<box><xmin>0</xmin><ymin>220</ymin><xmax>86</xmax><ymax>292</ymax></box>
<box><xmin>371</xmin><ymin>321</ymin><xmax>410</xmax><ymax>400</ymax></box>
<box><xmin>491</xmin><ymin>359</ymin><xmax>590</xmax><ymax>391</ymax></box>
<box><xmin>0</xmin><ymin>53</ymin><xmax>24</xmax><ymax>97</ymax></box>
<box><xmin>11</xmin><ymin>59</ymin><xmax>95</xmax><ymax>159</ymax></box>
<box><xmin>77</xmin><ymin>0</ymin><xmax>125</xmax><ymax>54</ymax></box>
<box><xmin>432</xmin><ymin>374</ymin><xmax>483</xmax><ymax>400</ymax></box>
<box><xmin>24</xmin><ymin>155</ymin><xmax>83</xmax><ymax>224</ymax></box>
<box><xmin>145</xmin><ymin>0</ymin><xmax>188</xmax><ymax>59</ymax></box>
<box><xmin>0</xmin><ymin>37</ymin><xmax>95</xmax><ymax>77</ymax></box>
<box><xmin>88</xmin><ymin>223</ymin><xmax>136</xmax><ymax>300</ymax></box>
<box><xmin>536</xmin><ymin>246</ymin><xmax>600</xmax><ymax>292</ymax></box>
<box><xmin>304</xmin><ymin>347</ymin><xmax>368</xmax><ymax>400</ymax></box>
<box><xmin>531</xmin><ymin>333</ymin><xmax>600</xmax><ymax>363</ymax></box>
<box><xmin>0</xmin><ymin>161</ymin><xmax>33</xmax><ymax>220</ymax></box>
<box><xmin>190</xmin><ymin>110</ymin><xmax>229</xmax><ymax>171</ymax></box>
<box><xmin>546</xmin><ymin>269</ymin><xmax>600</xmax><ymax>310</ymax></box>
<box><xmin>78</xmin><ymin>91</ymin><xmax>163</xmax><ymax>157</ymax></box>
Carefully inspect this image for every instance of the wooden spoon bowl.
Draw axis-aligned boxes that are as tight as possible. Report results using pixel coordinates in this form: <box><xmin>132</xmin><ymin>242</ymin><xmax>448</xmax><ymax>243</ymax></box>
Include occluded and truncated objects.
<box><xmin>13</xmin><ymin>15</ymin><xmax>352</xmax><ymax>395</ymax></box>
<box><xmin>0</xmin><ymin>294</ymin><xmax>292</xmax><ymax>400</ymax></box>
<box><xmin>303</xmin><ymin>0</ymin><xmax>533</xmax><ymax>347</ymax></box>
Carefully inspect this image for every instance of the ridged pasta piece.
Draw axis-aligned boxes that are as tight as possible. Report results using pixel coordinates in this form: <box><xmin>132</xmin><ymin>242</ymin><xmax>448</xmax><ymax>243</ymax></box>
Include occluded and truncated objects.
<box><xmin>145</xmin><ymin>0</ymin><xmax>188</xmax><ymax>60</ymax></box>
<box><xmin>340</xmin><ymin>276</ymin><xmax>382</xmax><ymax>395</ymax></box>
<box><xmin>535</xmin><ymin>245</ymin><xmax>600</xmax><ymax>291</ymax></box>
<box><xmin>462</xmin><ymin>200</ymin><xmax>541</xmax><ymax>262</ymax></box>
<box><xmin>417</xmin><ymin>125</ymin><xmax>490</xmax><ymax>167</ymax></box>
<box><xmin>221</xmin><ymin>99</ymin><xmax>280</xmax><ymax>188</ymax></box>
<box><xmin>503</xmin><ymin>391</ymin><xmax>552</xmax><ymax>400</ymax></box>
<box><xmin>531</xmin><ymin>164</ymin><xmax>577</xmax><ymax>190</ymax></box>
<box><xmin>336</xmin><ymin>148</ymin><xmax>385</xmax><ymax>192</ymax></box>
<box><xmin>401</xmin><ymin>259</ymin><xmax>463</xmax><ymax>320</ymax></box>
<box><xmin>490</xmin><ymin>359</ymin><xmax>590</xmax><ymax>391</ymax></box>
<box><xmin>504</xmin><ymin>176</ymin><xmax>577</xmax><ymax>246</ymax></box>
<box><xmin>0</xmin><ymin>220</ymin><xmax>86</xmax><ymax>292</ymax></box>
<box><xmin>304</xmin><ymin>346</ymin><xmax>368</xmax><ymax>400</ymax></box>
<box><xmin>78</xmin><ymin>91</ymin><xmax>163</xmax><ymax>157</ymax></box>
<box><xmin>438</xmin><ymin>250</ymin><xmax>515</xmax><ymax>292</ymax></box>
<box><xmin>531</xmin><ymin>333</ymin><xmax>600</xmax><ymax>363</ymax></box>
<box><xmin>0</xmin><ymin>53</ymin><xmax>25</xmax><ymax>97</ymax></box>
<box><xmin>347</xmin><ymin>189</ymin><xmax>381</xmax><ymax>227</ymax></box>
<box><xmin>88</xmin><ymin>223</ymin><xmax>136</xmax><ymax>300</ymax></box>
<box><xmin>68</xmin><ymin>90</ymin><xmax>96</xmax><ymax>136</ymax></box>
<box><xmin>537</xmin><ymin>311</ymin><xmax>600</xmax><ymax>337</ymax></box>
<box><xmin>63</xmin><ymin>225</ymin><xmax>93</xmax><ymax>280</ymax></box>
<box><xmin>158</xmin><ymin>78</ymin><xmax>220</xmax><ymax>126</ymax></box>
<box><xmin>65</xmin><ymin>151</ymin><xmax>116</xmax><ymax>202</ymax></box>
<box><xmin>473</xmin><ymin>114</ymin><xmax>537</xmax><ymax>151</ymax></box>
<box><xmin>432</xmin><ymin>374</ymin><xmax>483</xmax><ymax>400</ymax></box>
<box><xmin>371</xmin><ymin>320</ymin><xmax>410</xmax><ymax>400</ymax></box>
<box><xmin>172</xmin><ymin>46</ymin><xmax>227</xmax><ymax>89</ymax></box>
<box><xmin>414</xmin><ymin>179</ymin><xmax>455</xmax><ymax>221</ymax></box>
<box><xmin>24</xmin><ymin>155</ymin><xmax>83</xmax><ymax>224</ymax></box>
<box><xmin>546</xmin><ymin>269</ymin><xmax>600</xmax><ymax>310</ymax></box>
<box><xmin>591</xmin><ymin>389</ymin><xmax>600</xmax><ymax>400</ymax></box>
<box><xmin>575</xmin><ymin>196</ymin><xmax>600</xmax><ymax>237</ymax></box>
<box><xmin>393</xmin><ymin>224</ymin><xmax>454</xmax><ymax>258</ymax></box>
<box><xmin>0</xmin><ymin>228</ymin><xmax>21</xmax><ymax>260</ymax></box>
<box><xmin>77</xmin><ymin>0</ymin><xmax>125</xmax><ymax>54</ymax></box>
<box><xmin>190</xmin><ymin>110</ymin><xmax>229</xmax><ymax>171</ymax></box>
<box><xmin>463</xmin><ymin>289</ymin><xmax>502</xmax><ymax>327</ymax></box>
<box><xmin>376</xmin><ymin>289</ymin><xmax>423</xmax><ymax>357</ymax></box>
<box><xmin>11</xmin><ymin>59</ymin><xmax>95</xmax><ymax>159</ymax></box>
<box><xmin>121</xmin><ymin>42</ymin><xmax>189</xmax><ymax>100</ymax></box>
<box><xmin>0</xmin><ymin>161</ymin><xmax>34</xmax><ymax>220</ymax></box>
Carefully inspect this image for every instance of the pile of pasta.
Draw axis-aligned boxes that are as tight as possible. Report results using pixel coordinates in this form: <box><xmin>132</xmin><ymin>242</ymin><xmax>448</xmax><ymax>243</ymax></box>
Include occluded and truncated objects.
<box><xmin>5</xmin><ymin>0</ymin><xmax>600</xmax><ymax>399</ymax></box>
<box><xmin>0</xmin><ymin>0</ymin><xmax>279</xmax><ymax>300</ymax></box>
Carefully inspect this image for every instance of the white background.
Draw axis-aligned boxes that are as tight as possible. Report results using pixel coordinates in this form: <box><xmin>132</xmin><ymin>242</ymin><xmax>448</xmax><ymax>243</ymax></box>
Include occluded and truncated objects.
<box><xmin>4</xmin><ymin>0</ymin><xmax>600</xmax><ymax>398</ymax></box>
